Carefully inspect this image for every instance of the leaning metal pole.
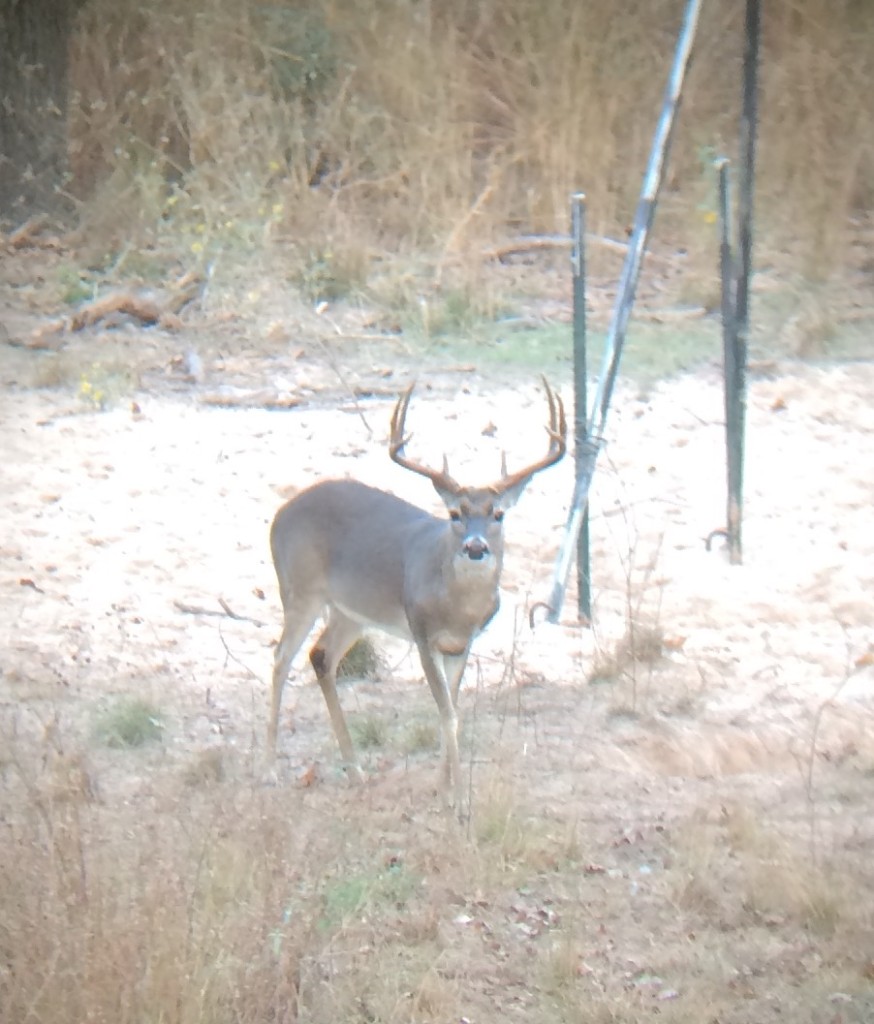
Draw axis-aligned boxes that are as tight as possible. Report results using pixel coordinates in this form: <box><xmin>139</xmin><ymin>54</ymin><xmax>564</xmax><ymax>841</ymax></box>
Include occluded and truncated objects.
<box><xmin>545</xmin><ymin>0</ymin><xmax>703</xmax><ymax>623</ymax></box>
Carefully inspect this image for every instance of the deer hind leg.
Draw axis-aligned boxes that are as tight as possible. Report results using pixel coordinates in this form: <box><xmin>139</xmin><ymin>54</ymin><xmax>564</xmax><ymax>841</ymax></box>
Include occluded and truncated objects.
<box><xmin>309</xmin><ymin>609</ymin><xmax>365</xmax><ymax>782</ymax></box>
<box><xmin>270</xmin><ymin>599</ymin><xmax>322</xmax><ymax>755</ymax></box>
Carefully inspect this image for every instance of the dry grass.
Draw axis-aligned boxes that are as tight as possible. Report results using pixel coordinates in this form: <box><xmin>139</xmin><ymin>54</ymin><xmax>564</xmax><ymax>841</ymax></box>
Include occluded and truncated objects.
<box><xmin>673</xmin><ymin>801</ymin><xmax>864</xmax><ymax>939</ymax></box>
<box><xmin>588</xmin><ymin>520</ymin><xmax>667</xmax><ymax>714</ymax></box>
<box><xmin>4</xmin><ymin>594</ymin><xmax>874</xmax><ymax>1022</ymax></box>
<box><xmin>60</xmin><ymin>0</ymin><xmax>873</xmax><ymax>306</ymax></box>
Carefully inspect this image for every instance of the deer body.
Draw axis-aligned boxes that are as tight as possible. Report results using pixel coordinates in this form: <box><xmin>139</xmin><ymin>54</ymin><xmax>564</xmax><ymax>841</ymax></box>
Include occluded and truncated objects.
<box><xmin>269</xmin><ymin>383</ymin><xmax>566</xmax><ymax>812</ymax></box>
<box><xmin>271</xmin><ymin>480</ymin><xmax>502</xmax><ymax>646</ymax></box>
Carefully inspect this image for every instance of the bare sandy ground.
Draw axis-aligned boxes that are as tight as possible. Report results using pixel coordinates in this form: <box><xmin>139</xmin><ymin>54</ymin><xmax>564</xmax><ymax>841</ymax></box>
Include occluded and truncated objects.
<box><xmin>2</xmin><ymin>358</ymin><xmax>871</xmax><ymax>785</ymax></box>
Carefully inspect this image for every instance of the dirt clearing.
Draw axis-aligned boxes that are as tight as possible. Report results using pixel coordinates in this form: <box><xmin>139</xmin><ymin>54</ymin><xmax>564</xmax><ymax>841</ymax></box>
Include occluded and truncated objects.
<box><xmin>2</xmin><ymin>337</ymin><xmax>873</xmax><ymax>1022</ymax></box>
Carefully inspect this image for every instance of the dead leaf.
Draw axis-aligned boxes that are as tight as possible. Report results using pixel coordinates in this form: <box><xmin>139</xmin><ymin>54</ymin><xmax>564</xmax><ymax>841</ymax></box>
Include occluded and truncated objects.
<box><xmin>264</xmin><ymin>321</ymin><xmax>289</xmax><ymax>343</ymax></box>
<box><xmin>158</xmin><ymin>311</ymin><xmax>184</xmax><ymax>331</ymax></box>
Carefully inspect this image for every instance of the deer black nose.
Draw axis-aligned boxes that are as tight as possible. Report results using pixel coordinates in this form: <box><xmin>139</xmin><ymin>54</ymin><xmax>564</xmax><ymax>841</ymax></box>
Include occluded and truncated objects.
<box><xmin>463</xmin><ymin>536</ymin><xmax>489</xmax><ymax>560</ymax></box>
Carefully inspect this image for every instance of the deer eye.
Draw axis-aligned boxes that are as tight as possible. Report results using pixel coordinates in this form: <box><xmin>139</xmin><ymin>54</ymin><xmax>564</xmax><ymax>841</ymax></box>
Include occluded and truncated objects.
<box><xmin>493</xmin><ymin>509</ymin><xmax>504</xmax><ymax>522</ymax></box>
<box><xmin>449</xmin><ymin>509</ymin><xmax>462</xmax><ymax>522</ymax></box>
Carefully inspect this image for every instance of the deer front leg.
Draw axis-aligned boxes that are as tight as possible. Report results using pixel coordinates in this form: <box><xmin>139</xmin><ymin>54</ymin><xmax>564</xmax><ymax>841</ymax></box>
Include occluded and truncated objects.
<box><xmin>443</xmin><ymin>645</ymin><xmax>472</xmax><ymax>707</ymax></box>
<box><xmin>438</xmin><ymin>646</ymin><xmax>471</xmax><ymax>790</ymax></box>
<box><xmin>413</xmin><ymin>631</ymin><xmax>464</xmax><ymax>815</ymax></box>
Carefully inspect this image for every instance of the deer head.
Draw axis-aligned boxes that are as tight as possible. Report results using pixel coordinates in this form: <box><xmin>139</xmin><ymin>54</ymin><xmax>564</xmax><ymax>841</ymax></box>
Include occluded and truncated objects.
<box><xmin>389</xmin><ymin>378</ymin><xmax>567</xmax><ymax>566</ymax></box>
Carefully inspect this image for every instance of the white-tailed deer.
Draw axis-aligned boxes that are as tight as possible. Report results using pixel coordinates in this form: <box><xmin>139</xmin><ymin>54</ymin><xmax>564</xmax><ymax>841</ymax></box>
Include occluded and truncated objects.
<box><xmin>269</xmin><ymin>380</ymin><xmax>566</xmax><ymax>810</ymax></box>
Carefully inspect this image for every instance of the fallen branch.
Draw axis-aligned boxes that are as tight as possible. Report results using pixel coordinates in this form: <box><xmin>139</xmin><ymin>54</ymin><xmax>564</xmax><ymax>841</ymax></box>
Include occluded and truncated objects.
<box><xmin>217</xmin><ymin>623</ymin><xmax>263</xmax><ymax>683</ymax></box>
<box><xmin>70</xmin><ymin>292</ymin><xmax>163</xmax><ymax>330</ymax></box>
<box><xmin>174</xmin><ymin>598</ymin><xmax>266</xmax><ymax>627</ymax></box>
<box><xmin>198</xmin><ymin>389</ymin><xmax>305</xmax><ymax>410</ymax></box>
<box><xmin>484</xmin><ymin>233</ymin><xmax>632</xmax><ymax>262</ymax></box>
<box><xmin>66</xmin><ymin>274</ymin><xmax>203</xmax><ymax>332</ymax></box>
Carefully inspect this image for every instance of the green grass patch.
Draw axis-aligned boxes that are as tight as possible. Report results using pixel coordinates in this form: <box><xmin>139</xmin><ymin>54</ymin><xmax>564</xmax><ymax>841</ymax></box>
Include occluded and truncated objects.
<box><xmin>400</xmin><ymin>719</ymin><xmax>440</xmax><ymax>757</ymax></box>
<box><xmin>405</xmin><ymin>317</ymin><xmax>720</xmax><ymax>385</ymax></box>
<box><xmin>319</xmin><ymin>861</ymin><xmax>420</xmax><ymax>931</ymax></box>
<box><xmin>92</xmin><ymin>697</ymin><xmax>165</xmax><ymax>749</ymax></box>
<box><xmin>55</xmin><ymin>262</ymin><xmax>95</xmax><ymax>306</ymax></box>
<box><xmin>349</xmin><ymin>713</ymin><xmax>389</xmax><ymax>750</ymax></box>
<box><xmin>337</xmin><ymin>637</ymin><xmax>382</xmax><ymax>681</ymax></box>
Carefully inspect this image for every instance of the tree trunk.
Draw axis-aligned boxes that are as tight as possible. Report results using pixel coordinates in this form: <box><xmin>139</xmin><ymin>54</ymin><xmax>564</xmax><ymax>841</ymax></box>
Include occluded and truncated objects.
<box><xmin>0</xmin><ymin>0</ymin><xmax>83</xmax><ymax>223</ymax></box>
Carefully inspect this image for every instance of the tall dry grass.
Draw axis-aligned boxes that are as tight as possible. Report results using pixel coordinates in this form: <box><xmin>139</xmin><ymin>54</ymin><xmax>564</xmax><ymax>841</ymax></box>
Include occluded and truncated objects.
<box><xmin>5</xmin><ymin>732</ymin><xmax>874</xmax><ymax>1024</ymax></box>
<box><xmin>0</xmin><ymin>758</ymin><xmax>464</xmax><ymax>1024</ymax></box>
<box><xmin>0</xmin><ymin>778</ymin><xmax>309</xmax><ymax>1023</ymax></box>
<box><xmin>66</xmin><ymin>0</ymin><xmax>873</xmax><ymax>291</ymax></box>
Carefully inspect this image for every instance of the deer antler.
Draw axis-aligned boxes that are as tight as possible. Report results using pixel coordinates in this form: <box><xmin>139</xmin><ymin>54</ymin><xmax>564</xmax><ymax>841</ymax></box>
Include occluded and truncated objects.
<box><xmin>390</xmin><ymin>378</ymin><xmax>566</xmax><ymax>495</ymax></box>
<box><xmin>489</xmin><ymin>377</ymin><xmax>567</xmax><ymax>494</ymax></box>
<box><xmin>389</xmin><ymin>384</ymin><xmax>460</xmax><ymax>492</ymax></box>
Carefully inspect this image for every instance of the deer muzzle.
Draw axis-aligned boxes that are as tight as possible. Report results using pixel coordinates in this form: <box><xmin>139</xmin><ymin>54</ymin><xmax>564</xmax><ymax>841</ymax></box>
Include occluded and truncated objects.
<box><xmin>462</xmin><ymin>535</ymin><xmax>489</xmax><ymax>561</ymax></box>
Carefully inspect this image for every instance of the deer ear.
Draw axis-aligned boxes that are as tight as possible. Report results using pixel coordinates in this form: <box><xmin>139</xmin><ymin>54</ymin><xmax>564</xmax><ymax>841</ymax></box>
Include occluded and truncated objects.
<box><xmin>492</xmin><ymin>477</ymin><xmax>530</xmax><ymax>512</ymax></box>
<box><xmin>433</xmin><ymin>480</ymin><xmax>461</xmax><ymax>507</ymax></box>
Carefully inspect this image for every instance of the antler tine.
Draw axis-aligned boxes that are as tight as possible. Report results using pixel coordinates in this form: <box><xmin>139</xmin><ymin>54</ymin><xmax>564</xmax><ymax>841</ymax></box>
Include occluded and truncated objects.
<box><xmin>388</xmin><ymin>383</ymin><xmax>459</xmax><ymax>490</ymax></box>
<box><xmin>490</xmin><ymin>376</ymin><xmax>567</xmax><ymax>494</ymax></box>
<box><xmin>389</xmin><ymin>382</ymin><xmax>415</xmax><ymax>453</ymax></box>
<box><xmin>542</xmin><ymin>375</ymin><xmax>567</xmax><ymax>448</ymax></box>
